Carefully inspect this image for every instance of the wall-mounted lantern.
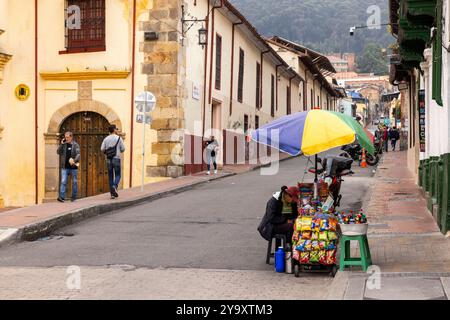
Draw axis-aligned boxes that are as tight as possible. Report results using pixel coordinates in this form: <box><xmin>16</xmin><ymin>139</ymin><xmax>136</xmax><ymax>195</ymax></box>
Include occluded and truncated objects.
<box><xmin>181</xmin><ymin>5</ymin><xmax>207</xmax><ymax>48</ymax></box>
<box><xmin>198</xmin><ymin>26</ymin><xmax>208</xmax><ymax>47</ymax></box>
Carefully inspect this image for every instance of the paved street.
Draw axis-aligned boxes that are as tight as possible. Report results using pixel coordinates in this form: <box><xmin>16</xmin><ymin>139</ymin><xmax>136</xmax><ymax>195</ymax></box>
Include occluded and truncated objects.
<box><xmin>0</xmin><ymin>152</ymin><xmax>372</xmax><ymax>299</ymax></box>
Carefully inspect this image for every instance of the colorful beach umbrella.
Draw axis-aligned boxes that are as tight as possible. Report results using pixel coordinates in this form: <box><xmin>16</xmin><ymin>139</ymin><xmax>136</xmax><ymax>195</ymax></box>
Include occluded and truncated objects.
<box><xmin>251</xmin><ymin>110</ymin><xmax>375</xmax><ymax>156</ymax></box>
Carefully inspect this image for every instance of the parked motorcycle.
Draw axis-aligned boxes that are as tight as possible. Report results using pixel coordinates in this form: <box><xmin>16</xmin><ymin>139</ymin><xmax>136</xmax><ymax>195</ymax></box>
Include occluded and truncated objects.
<box><xmin>309</xmin><ymin>156</ymin><xmax>354</xmax><ymax>208</ymax></box>
<box><xmin>339</xmin><ymin>143</ymin><xmax>380</xmax><ymax>166</ymax></box>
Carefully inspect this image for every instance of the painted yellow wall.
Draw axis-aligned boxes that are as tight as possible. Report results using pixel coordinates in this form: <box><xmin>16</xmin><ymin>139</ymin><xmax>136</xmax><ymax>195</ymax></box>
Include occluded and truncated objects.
<box><xmin>0</xmin><ymin>0</ymin><xmax>159</xmax><ymax>207</ymax></box>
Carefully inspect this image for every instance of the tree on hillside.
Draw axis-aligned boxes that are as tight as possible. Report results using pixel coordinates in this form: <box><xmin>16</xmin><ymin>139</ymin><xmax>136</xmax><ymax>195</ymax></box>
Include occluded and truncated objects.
<box><xmin>356</xmin><ymin>43</ymin><xmax>389</xmax><ymax>75</ymax></box>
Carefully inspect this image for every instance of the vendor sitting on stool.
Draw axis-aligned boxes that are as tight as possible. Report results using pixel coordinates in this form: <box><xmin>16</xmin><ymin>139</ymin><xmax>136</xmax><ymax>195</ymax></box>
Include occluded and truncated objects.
<box><xmin>258</xmin><ymin>186</ymin><xmax>299</xmax><ymax>243</ymax></box>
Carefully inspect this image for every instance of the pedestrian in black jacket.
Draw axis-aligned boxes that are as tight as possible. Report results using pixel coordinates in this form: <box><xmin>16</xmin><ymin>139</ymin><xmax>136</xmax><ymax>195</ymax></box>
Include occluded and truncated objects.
<box><xmin>258</xmin><ymin>186</ymin><xmax>299</xmax><ymax>243</ymax></box>
<box><xmin>389</xmin><ymin>127</ymin><xmax>400</xmax><ymax>151</ymax></box>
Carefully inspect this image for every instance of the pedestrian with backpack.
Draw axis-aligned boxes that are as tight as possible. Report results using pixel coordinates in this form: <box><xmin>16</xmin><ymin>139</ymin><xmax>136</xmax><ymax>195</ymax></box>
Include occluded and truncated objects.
<box><xmin>101</xmin><ymin>125</ymin><xmax>125</xmax><ymax>199</ymax></box>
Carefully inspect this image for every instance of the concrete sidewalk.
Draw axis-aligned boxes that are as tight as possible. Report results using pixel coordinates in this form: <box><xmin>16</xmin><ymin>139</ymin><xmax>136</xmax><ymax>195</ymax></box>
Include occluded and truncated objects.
<box><xmin>0</xmin><ymin>155</ymin><xmax>290</xmax><ymax>247</ymax></box>
<box><xmin>329</xmin><ymin>151</ymin><xmax>450</xmax><ymax>300</ymax></box>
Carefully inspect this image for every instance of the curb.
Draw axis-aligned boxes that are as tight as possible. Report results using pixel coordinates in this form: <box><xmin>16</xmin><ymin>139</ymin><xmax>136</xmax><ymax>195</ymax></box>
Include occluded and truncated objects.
<box><xmin>325</xmin><ymin>271</ymin><xmax>350</xmax><ymax>300</ymax></box>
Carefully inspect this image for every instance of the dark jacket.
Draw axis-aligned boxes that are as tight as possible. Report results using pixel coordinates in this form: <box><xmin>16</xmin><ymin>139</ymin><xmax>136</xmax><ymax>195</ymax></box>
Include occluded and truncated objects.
<box><xmin>257</xmin><ymin>192</ymin><xmax>298</xmax><ymax>241</ymax></box>
<box><xmin>57</xmin><ymin>141</ymin><xmax>81</xmax><ymax>169</ymax></box>
<box><xmin>389</xmin><ymin>129</ymin><xmax>400</xmax><ymax>140</ymax></box>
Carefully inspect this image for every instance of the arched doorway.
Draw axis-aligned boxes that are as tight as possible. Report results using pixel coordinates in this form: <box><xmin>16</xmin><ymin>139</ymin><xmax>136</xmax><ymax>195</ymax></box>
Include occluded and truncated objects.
<box><xmin>59</xmin><ymin>111</ymin><xmax>110</xmax><ymax>198</ymax></box>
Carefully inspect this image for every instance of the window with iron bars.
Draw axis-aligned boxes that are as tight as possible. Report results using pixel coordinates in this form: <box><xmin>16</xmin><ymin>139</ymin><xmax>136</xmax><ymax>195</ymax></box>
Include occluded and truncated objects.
<box><xmin>63</xmin><ymin>0</ymin><xmax>106</xmax><ymax>53</ymax></box>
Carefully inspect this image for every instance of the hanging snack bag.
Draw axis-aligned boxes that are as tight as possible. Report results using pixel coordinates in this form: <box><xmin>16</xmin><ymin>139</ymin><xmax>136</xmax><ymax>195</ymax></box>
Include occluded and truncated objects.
<box><xmin>328</xmin><ymin>231</ymin><xmax>338</xmax><ymax>241</ymax></box>
<box><xmin>300</xmin><ymin>252</ymin><xmax>310</xmax><ymax>264</ymax></box>
<box><xmin>320</xmin><ymin>219</ymin><xmax>329</xmax><ymax>231</ymax></box>
<box><xmin>327</xmin><ymin>241</ymin><xmax>337</xmax><ymax>250</ymax></box>
<box><xmin>328</xmin><ymin>218</ymin><xmax>338</xmax><ymax>232</ymax></box>
<box><xmin>304</xmin><ymin>240</ymin><xmax>312</xmax><ymax>251</ymax></box>
<box><xmin>300</xmin><ymin>217</ymin><xmax>312</xmax><ymax>231</ymax></box>
<box><xmin>312</xmin><ymin>218</ymin><xmax>321</xmax><ymax>232</ymax></box>
<box><xmin>318</xmin><ymin>250</ymin><xmax>327</xmax><ymax>264</ymax></box>
<box><xmin>311</xmin><ymin>240</ymin><xmax>320</xmax><ymax>251</ymax></box>
<box><xmin>326</xmin><ymin>250</ymin><xmax>337</xmax><ymax>265</ymax></box>
<box><xmin>310</xmin><ymin>251</ymin><xmax>320</xmax><ymax>263</ymax></box>
<box><xmin>319</xmin><ymin>231</ymin><xmax>328</xmax><ymax>241</ymax></box>
<box><xmin>301</xmin><ymin>231</ymin><xmax>312</xmax><ymax>240</ymax></box>
<box><xmin>295</xmin><ymin>240</ymin><xmax>306</xmax><ymax>252</ymax></box>
<box><xmin>311</xmin><ymin>232</ymin><xmax>319</xmax><ymax>240</ymax></box>
<box><xmin>319</xmin><ymin>241</ymin><xmax>327</xmax><ymax>250</ymax></box>
<box><xmin>292</xmin><ymin>231</ymin><xmax>300</xmax><ymax>243</ymax></box>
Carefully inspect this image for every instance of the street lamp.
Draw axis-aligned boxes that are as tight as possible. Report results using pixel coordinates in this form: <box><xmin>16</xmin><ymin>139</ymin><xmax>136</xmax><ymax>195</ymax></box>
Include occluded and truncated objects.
<box><xmin>198</xmin><ymin>25</ymin><xmax>207</xmax><ymax>46</ymax></box>
<box><xmin>181</xmin><ymin>5</ymin><xmax>207</xmax><ymax>47</ymax></box>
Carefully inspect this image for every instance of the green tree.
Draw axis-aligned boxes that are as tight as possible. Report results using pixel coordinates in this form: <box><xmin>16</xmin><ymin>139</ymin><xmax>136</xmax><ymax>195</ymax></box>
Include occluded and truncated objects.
<box><xmin>356</xmin><ymin>43</ymin><xmax>389</xmax><ymax>75</ymax></box>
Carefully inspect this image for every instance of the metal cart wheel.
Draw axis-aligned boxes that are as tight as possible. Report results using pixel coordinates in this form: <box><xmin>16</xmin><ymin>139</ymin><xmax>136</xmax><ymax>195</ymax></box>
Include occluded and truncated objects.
<box><xmin>294</xmin><ymin>264</ymin><xmax>300</xmax><ymax>278</ymax></box>
<box><xmin>330</xmin><ymin>265</ymin><xmax>338</xmax><ymax>277</ymax></box>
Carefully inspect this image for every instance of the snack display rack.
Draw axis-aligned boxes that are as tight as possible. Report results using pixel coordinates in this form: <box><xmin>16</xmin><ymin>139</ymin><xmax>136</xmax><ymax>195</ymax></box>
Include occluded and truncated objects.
<box><xmin>291</xmin><ymin>183</ymin><xmax>339</xmax><ymax>278</ymax></box>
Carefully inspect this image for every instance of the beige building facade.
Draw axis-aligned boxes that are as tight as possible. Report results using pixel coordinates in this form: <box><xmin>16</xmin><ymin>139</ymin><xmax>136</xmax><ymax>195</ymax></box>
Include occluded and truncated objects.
<box><xmin>0</xmin><ymin>0</ymin><xmax>337</xmax><ymax>207</ymax></box>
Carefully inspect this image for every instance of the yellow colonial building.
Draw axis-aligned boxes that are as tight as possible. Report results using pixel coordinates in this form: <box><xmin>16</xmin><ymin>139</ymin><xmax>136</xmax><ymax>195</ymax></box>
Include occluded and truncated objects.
<box><xmin>0</xmin><ymin>0</ymin><xmax>340</xmax><ymax>208</ymax></box>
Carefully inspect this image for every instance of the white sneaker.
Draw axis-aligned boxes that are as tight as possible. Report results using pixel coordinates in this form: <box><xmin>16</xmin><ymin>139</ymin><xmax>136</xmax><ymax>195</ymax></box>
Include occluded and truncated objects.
<box><xmin>214</xmin><ymin>170</ymin><xmax>218</xmax><ymax>174</ymax></box>
<box><xmin>206</xmin><ymin>171</ymin><xmax>211</xmax><ymax>175</ymax></box>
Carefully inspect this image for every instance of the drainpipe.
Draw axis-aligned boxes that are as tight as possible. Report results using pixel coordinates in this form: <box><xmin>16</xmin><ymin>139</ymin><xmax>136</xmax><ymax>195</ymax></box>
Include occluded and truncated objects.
<box><xmin>259</xmin><ymin>50</ymin><xmax>269</xmax><ymax>110</ymax></box>
<box><xmin>129</xmin><ymin>0</ymin><xmax>136</xmax><ymax>188</ymax></box>
<box><xmin>275</xmin><ymin>64</ymin><xmax>282</xmax><ymax>112</ymax></box>
<box><xmin>201</xmin><ymin>2</ymin><xmax>210</xmax><ymax>138</ymax></box>
<box><xmin>229</xmin><ymin>21</ymin><xmax>242</xmax><ymax>116</ymax></box>
<box><xmin>35</xmin><ymin>0</ymin><xmax>38</xmax><ymax>204</ymax></box>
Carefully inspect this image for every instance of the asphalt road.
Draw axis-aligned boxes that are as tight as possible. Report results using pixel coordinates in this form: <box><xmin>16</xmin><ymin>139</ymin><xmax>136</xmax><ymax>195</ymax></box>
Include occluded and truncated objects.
<box><xmin>0</xmin><ymin>152</ymin><xmax>374</xmax><ymax>271</ymax></box>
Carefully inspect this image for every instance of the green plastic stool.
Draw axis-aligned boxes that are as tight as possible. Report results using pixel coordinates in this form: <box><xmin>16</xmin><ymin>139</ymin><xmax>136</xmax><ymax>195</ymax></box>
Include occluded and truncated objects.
<box><xmin>339</xmin><ymin>234</ymin><xmax>372</xmax><ymax>272</ymax></box>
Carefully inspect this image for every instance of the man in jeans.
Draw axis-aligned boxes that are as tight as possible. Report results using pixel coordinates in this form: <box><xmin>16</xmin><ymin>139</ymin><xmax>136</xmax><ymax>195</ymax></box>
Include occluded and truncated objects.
<box><xmin>57</xmin><ymin>131</ymin><xmax>81</xmax><ymax>202</ymax></box>
<box><xmin>101</xmin><ymin>125</ymin><xmax>125</xmax><ymax>199</ymax></box>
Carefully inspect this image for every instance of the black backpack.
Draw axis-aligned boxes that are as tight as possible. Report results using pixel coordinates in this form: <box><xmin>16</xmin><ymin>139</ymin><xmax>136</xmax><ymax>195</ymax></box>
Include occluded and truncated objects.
<box><xmin>105</xmin><ymin>137</ymin><xmax>120</xmax><ymax>160</ymax></box>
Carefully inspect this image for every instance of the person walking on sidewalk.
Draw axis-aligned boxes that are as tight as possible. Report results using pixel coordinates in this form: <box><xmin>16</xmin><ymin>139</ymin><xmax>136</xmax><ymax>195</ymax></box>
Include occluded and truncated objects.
<box><xmin>57</xmin><ymin>132</ymin><xmax>81</xmax><ymax>202</ymax></box>
<box><xmin>389</xmin><ymin>126</ymin><xmax>400</xmax><ymax>151</ymax></box>
<box><xmin>101</xmin><ymin>125</ymin><xmax>125</xmax><ymax>199</ymax></box>
<box><xmin>204</xmin><ymin>135</ymin><xmax>219</xmax><ymax>175</ymax></box>
<box><xmin>382</xmin><ymin>126</ymin><xmax>389</xmax><ymax>153</ymax></box>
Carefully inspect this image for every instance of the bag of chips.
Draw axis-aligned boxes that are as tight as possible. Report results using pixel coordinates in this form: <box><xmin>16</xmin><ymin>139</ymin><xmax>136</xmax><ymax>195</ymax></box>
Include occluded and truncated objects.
<box><xmin>311</xmin><ymin>231</ymin><xmax>319</xmax><ymax>240</ymax></box>
<box><xmin>311</xmin><ymin>240</ymin><xmax>320</xmax><ymax>251</ymax></box>
<box><xmin>328</xmin><ymin>218</ymin><xmax>338</xmax><ymax>232</ymax></box>
<box><xmin>300</xmin><ymin>217</ymin><xmax>312</xmax><ymax>231</ymax></box>
<box><xmin>319</xmin><ymin>241</ymin><xmax>327</xmax><ymax>250</ymax></box>
<box><xmin>301</xmin><ymin>231</ymin><xmax>312</xmax><ymax>240</ymax></box>
<box><xmin>328</xmin><ymin>231</ymin><xmax>338</xmax><ymax>241</ymax></box>
<box><xmin>318</xmin><ymin>250</ymin><xmax>327</xmax><ymax>264</ymax></box>
<box><xmin>295</xmin><ymin>240</ymin><xmax>306</xmax><ymax>251</ymax></box>
<box><xmin>293</xmin><ymin>250</ymin><xmax>300</xmax><ymax>261</ymax></box>
<box><xmin>304</xmin><ymin>240</ymin><xmax>312</xmax><ymax>251</ymax></box>
<box><xmin>312</xmin><ymin>219</ymin><xmax>321</xmax><ymax>232</ymax></box>
<box><xmin>326</xmin><ymin>250</ymin><xmax>336</xmax><ymax>265</ymax></box>
<box><xmin>319</xmin><ymin>231</ymin><xmax>328</xmax><ymax>241</ymax></box>
<box><xmin>310</xmin><ymin>251</ymin><xmax>320</xmax><ymax>263</ymax></box>
<box><xmin>300</xmin><ymin>252</ymin><xmax>310</xmax><ymax>264</ymax></box>
<box><xmin>327</xmin><ymin>241</ymin><xmax>336</xmax><ymax>250</ymax></box>
<box><xmin>320</xmin><ymin>219</ymin><xmax>329</xmax><ymax>231</ymax></box>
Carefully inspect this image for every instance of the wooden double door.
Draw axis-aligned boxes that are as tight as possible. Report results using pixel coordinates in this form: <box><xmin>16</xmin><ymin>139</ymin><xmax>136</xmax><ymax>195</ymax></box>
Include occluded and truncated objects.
<box><xmin>59</xmin><ymin>112</ymin><xmax>110</xmax><ymax>198</ymax></box>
